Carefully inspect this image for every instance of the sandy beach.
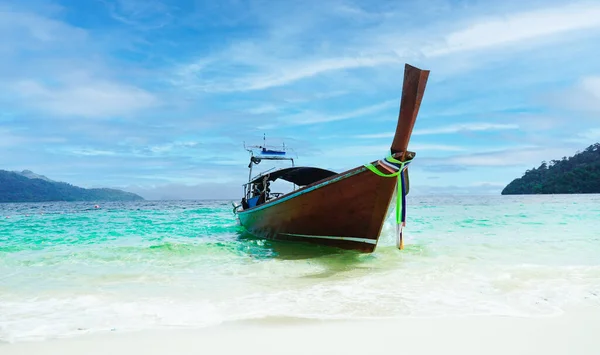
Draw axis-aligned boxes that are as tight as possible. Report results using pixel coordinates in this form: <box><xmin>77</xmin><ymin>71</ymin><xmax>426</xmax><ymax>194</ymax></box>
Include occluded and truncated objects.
<box><xmin>3</xmin><ymin>311</ymin><xmax>600</xmax><ymax>355</ymax></box>
<box><xmin>3</xmin><ymin>197</ymin><xmax>600</xmax><ymax>354</ymax></box>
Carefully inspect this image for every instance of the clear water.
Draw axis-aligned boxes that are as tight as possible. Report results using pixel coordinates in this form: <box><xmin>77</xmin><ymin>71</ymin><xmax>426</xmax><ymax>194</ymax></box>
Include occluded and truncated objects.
<box><xmin>1</xmin><ymin>195</ymin><xmax>599</xmax><ymax>342</ymax></box>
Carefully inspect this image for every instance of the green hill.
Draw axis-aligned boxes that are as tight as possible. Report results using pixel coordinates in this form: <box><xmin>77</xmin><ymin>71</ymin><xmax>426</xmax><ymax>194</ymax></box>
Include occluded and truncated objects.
<box><xmin>501</xmin><ymin>143</ymin><xmax>600</xmax><ymax>195</ymax></box>
<box><xmin>0</xmin><ymin>170</ymin><xmax>144</xmax><ymax>202</ymax></box>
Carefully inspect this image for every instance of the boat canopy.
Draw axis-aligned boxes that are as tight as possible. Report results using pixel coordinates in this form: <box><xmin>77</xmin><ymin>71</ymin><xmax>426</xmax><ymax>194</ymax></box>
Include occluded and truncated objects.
<box><xmin>248</xmin><ymin>166</ymin><xmax>338</xmax><ymax>186</ymax></box>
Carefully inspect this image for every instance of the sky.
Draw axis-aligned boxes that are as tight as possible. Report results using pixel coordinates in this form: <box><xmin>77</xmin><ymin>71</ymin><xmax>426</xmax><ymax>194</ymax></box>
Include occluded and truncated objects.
<box><xmin>1</xmin><ymin>0</ymin><xmax>600</xmax><ymax>200</ymax></box>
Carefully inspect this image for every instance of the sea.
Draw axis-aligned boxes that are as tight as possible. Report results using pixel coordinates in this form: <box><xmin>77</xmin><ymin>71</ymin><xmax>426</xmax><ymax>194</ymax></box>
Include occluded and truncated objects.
<box><xmin>1</xmin><ymin>195</ymin><xmax>599</xmax><ymax>343</ymax></box>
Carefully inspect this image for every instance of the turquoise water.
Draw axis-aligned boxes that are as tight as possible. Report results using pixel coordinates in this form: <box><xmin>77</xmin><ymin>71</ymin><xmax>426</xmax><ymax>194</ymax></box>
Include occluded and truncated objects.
<box><xmin>1</xmin><ymin>195</ymin><xmax>600</xmax><ymax>342</ymax></box>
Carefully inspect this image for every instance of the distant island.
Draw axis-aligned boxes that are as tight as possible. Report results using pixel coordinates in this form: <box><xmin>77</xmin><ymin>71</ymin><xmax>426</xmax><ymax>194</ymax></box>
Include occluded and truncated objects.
<box><xmin>0</xmin><ymin>170</ymin><xmax>144</xmax><ymax>202</ymax></box>
<box><xmin>502</xmin><ymin>143</ymin><xmax>600</xmax><ymax>195</ymax></box>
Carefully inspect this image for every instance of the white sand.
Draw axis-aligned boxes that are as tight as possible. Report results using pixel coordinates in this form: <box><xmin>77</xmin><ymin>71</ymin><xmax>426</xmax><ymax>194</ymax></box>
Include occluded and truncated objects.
<box><xmin>3</xmin><ymin>312</ymin><xmax>600</xmax><ymax>355</ymax></box>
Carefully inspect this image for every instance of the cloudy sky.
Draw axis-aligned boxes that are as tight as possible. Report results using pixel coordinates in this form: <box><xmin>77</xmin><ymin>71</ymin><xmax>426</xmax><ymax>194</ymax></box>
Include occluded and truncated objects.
<box><xmin>1</xmin><ymin>0</ymin><xmax>599</xmax><ymax>199</ymax></box>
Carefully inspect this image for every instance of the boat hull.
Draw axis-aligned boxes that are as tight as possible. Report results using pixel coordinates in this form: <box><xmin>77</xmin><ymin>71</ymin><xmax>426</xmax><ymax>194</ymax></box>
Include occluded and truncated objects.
<box><xmin>237</xmin><ymin>165</ymin><xmax>397</xmax><ymax>252</ymax></box>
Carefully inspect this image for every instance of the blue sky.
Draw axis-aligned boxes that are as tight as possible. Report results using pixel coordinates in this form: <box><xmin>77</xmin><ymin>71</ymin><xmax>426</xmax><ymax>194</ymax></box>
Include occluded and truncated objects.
<box><xmin>1</xmin><ymin>0</ymin><xmax>600</xmax><ymax>199</ymax></box>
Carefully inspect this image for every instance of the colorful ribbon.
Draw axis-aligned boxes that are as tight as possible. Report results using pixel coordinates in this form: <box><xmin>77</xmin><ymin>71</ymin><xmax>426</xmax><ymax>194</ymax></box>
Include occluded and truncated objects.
<box><xmin>364</xmin><ymin>154</ymin><xmax>411</xmax><ymax>249</ymax></box>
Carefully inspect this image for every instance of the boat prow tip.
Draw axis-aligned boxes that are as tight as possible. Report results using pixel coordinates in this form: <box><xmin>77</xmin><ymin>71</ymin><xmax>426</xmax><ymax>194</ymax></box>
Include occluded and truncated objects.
<box><xmin>391</xmin><ymin>63</ymin><xmax>430</xmax><ymax>157</ymax></box>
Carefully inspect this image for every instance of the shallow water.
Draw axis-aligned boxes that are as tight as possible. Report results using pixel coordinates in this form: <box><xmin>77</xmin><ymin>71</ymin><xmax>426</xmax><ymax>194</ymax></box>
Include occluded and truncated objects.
<box><xmin>1</xmin><ymin>195</ymin><xmax>599</xmax><ymax>342</ymax></box>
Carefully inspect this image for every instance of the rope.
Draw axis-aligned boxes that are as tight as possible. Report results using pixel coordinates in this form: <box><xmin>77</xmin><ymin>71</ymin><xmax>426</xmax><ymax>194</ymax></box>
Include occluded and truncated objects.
<box><xmin>364</xmin><ymin>154</ymin><xmax>412</xmax><ymax>249</ymax></box>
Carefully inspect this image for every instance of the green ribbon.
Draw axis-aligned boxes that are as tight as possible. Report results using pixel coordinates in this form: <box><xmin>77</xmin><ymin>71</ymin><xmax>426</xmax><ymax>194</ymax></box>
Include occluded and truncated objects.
<box><xmin>364</xmin><ymin>155</ymin><xmax>411</xmax><ymax>225</ymax></box>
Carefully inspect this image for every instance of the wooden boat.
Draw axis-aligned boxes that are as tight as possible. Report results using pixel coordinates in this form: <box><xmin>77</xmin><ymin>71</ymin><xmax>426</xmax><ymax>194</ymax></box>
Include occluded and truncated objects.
<box><xmin>234</xmin><ymin>64</ymin><xmax>430</xmax><ymax>253</ymax></box>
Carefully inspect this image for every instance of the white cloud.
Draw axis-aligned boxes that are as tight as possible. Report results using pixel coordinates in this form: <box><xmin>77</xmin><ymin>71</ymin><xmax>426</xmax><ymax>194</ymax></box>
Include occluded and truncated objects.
<box><xmin>0</xmin><ymin>128</ymin><xmax>26</xmax><ymax>148</ymax></box>
<box><xmin>52</xmin><ymin>141</ymin><xmax>203</xmax><ymax>159</ymax></box>
<box><xmin>70</xmin><ymin>148</ymin><xmax>118</xmax><ymax>156</ymax></box>
<box><xmin>148</xmin><ymin>141</ymin><xmax>200</xmax><ymax>154</ymax></box>
<box><xmin>101</xmin><ymin>0</ymin><xmax>174</xmax><ymax>29</ymax></box>
<box><xmin>323</xmin><ymin>143</ymin><xmax>464</xmax><ymax>158</ymax></box>
<box><xmin>176</xmin><ymin>55</ymin><xmax>400</xmax><ymax>93</ymax></box>
<box><xmin>332</xmin><ymin>3</ymin><xmax>389</xmax><ymax>20</ymax></box>
<box><xmin>409</xmin><ymin>144</ymin><xmax>466</xmax><ymax>152</ymax></box>
<box><xmin>580</xmin><ymin>76</ymin><xmax>600</xmax><ymax>112</ymax></box>
<box><xmin>0</xmin><ymin>127</ymin><xmax>65</xmax><ymax>148</ymax></box>
<box><xmin>242</xmin><ymin>56</ymin><xmax>399</xmax><ymax>91</ymax></box>
<box><xmin>426</xmin><ymin>2</ymin><xmax>600</xmax><ymax>56</ymax></box>
<box><xmin>551</xmin><ymin>75</ymin><xmax>600</xmax><ymax>113</ymax></box>
<box><xmin>580</xmin><ymin>128</ymin><xmax>600</xmax><ymax>141</ymax></box>
<box><xmin>0</xmin><ymin>6</ymin><xmax>158</xmax><ymax>119</ymax></box>
<box><xmin>283</xmin><ymin>100</ymin><xmax>397</xmax><ymax>125</ymax></box>
<box><xmin>0</xmin><ymin>9</ymin><xmax>87</xmax><ymax>46</ymax></box>
<box><xmin>246</xmin><ymin>104</ymin><xmax>280</xmax><ymax>115</ymax></box>
<box><xmin>426</xmin><ymin>146</ymin><xmax>570</xmax><ymax>167</ymax></box>
<box><xmin>414</xmin><ymin>123</ymin><xmax>519</xmax><ymax>135</ymax></box>
<box><xmin>566</xmin><ymin>127</ymin><xmax>600</xmax><ymax>144</ymax></box>
<box><xmin>356</xmin><ymin>123</ymin><xmax>519</xmax><ymax>138</ymax></box>
<box><xmin>14</xmin><ymin>79</ymin><xmax>158</xmax><ymax>118</ymax></box>
<box><xmin>355</xmin><ymin>132</ymin><xmax>395</xmax><ymax>139</ymax></box>
<box><xmin>172</xmin><ymin>2</ymin><xmax>600</xmax><ymax>93</ymax></box>
<box><xmin>582</xmin><ymin>76</ymin><xmax>600</xmax><ymax>97</ymax></box>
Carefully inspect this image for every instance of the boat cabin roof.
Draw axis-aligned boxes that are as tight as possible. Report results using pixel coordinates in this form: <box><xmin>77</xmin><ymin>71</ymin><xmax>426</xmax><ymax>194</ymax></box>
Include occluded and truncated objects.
<box><xmin>248</xmin><ymin>166</ymin><xmax>338</xmax><ymax>186</ymax></box>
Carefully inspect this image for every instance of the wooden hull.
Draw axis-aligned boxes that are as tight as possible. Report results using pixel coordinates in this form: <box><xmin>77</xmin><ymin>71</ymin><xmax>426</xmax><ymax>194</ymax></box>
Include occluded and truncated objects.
<box><xmin>237</xmin><ymin>164</ymin><xmax>397</xmax><ymax>253</ymax></box>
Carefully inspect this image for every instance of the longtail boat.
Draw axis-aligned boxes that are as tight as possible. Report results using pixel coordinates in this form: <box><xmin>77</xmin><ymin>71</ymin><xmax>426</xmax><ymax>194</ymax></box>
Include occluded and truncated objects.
<box><xmin>233</xmin><ymin>64</ymin><xmax>430</xmax><ymax>252</ymax></box>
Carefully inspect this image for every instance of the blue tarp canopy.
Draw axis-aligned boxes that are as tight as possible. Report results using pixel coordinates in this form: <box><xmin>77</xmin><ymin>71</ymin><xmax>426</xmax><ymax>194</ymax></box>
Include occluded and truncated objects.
<box><xmin>259</xmin><ymin>148</ymin><xmax>286</xmax><ymax>155</ymax></box>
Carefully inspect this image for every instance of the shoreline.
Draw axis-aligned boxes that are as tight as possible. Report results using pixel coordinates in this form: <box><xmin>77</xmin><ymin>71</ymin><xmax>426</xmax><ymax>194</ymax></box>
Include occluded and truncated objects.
<box><xmin>3</xmin><ymin>311</ymin><xmax>600</xmax><ymax>355</ymax></box>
